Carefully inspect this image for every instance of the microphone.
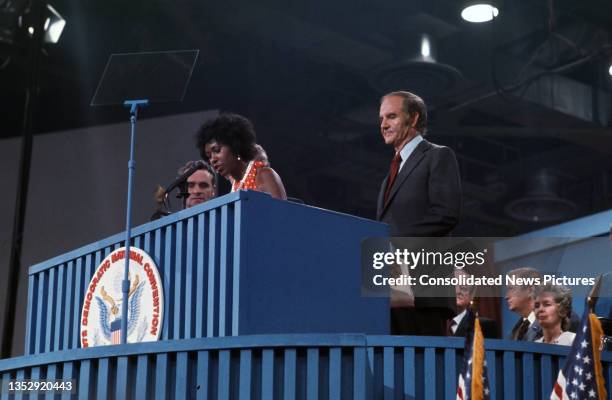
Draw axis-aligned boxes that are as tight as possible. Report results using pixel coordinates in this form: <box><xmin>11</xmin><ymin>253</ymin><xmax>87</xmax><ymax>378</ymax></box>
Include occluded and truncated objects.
<box><xmin>164</xmin><ymin>160</ymin><xmax>206</xmax><ymax>196</ymax></box>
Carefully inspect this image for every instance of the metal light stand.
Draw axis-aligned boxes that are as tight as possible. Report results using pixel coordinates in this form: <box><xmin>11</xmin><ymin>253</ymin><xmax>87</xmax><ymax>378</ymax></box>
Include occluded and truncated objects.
<box><xmin>120</xmin><ymin>99</ymin><xmax>148</xmax><ymax>344</ymax></box>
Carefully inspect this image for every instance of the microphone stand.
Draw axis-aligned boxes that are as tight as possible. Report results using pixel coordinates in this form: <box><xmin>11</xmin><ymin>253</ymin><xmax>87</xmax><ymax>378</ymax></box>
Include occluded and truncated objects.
<box><xmin>120</xmin><ymin>99</ymin><xmax>148</xmax><ymax>344</ymax></box>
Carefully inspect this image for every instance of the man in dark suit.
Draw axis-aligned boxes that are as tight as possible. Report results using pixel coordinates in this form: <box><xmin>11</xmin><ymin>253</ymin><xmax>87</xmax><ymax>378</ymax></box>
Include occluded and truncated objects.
<box><xmin>450</xmin><ymin>270</ymin><xmax>499</xmax><ymax>338</ymax></box>
<box><xmin>376</xmin><ymin>91</ymin><xmax>462</xmax><ymax>336</ymax></box>
<box><xmin>505</xmin><ymin>267</ymin><xmax>542</xmax><ymax>341</ymax></box>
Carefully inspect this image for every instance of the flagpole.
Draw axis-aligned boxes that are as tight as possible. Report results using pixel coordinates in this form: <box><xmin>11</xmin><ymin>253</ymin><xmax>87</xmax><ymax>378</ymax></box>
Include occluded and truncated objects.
<box><xmin>469</xmin><ymin>288</ymin><xmax>480</xmax><ymax>318</ymax></box>
<box><xmin>550</xmin><ymin>274</ymin><xmax>608</xmax><ymax>400</ymax></box>
<box><xmin>587</xmin><ymin>274</ymin><xmax>603</xmax><ymax>313</ymax></box>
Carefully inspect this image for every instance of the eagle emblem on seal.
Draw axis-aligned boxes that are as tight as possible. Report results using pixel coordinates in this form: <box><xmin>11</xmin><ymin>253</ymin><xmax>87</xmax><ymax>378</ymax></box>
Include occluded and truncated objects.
<box><xmin>95</xmin><ymin>274</ymin><xmax>145</xmax><ymax>341</ymax></box>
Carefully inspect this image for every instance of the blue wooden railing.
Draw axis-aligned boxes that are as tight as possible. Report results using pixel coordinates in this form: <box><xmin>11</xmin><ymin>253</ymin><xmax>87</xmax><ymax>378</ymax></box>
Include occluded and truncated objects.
<box><xmin>1</xmin><ymin>334</ymin><xmax>610</xmax><ymax>399</ymax></box>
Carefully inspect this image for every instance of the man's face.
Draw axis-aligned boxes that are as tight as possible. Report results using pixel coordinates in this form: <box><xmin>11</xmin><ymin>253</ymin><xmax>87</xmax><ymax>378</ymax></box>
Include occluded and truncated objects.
<box><xmin>455</xmin><ymin>285</ymin><xmax>472</xmax><ymax>312</ymax></box>
<box><xmin>379</xmin><ymin>96</ymin><xmax>418</xmax><ymax>151</ymax></box>
<box><xmin>185</xmin><ymin>169</ymin><xmax>215</xmax><ymax>208</ymax></box>
<box><xmin>505</xmin><ymin>284</ymin><xmax>533</xmax><ymax>315</ymax></box>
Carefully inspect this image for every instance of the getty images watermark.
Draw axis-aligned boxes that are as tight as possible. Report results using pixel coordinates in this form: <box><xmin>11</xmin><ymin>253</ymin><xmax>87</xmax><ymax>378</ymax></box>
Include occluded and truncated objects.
<box><xmin>361</xmin><ymin>237</ymin><xmax>602</xmax><ymax>298</ymax></box>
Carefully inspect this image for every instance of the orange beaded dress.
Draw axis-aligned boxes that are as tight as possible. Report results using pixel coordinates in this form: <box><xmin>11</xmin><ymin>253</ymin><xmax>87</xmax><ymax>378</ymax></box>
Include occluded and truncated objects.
<box><xmin>230</xmin><ymin>161</ymin><xmax>266</xmax><ymax>192</ymax></box>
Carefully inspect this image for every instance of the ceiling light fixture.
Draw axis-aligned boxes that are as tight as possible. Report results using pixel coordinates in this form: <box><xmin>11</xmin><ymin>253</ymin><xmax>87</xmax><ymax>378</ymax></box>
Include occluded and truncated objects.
<box><xmin>420</xmin><ymin>35</ymin><xmax>431</xmax><ymax>59</ymax></box>
<box><xmin>461</xmin><ymin>2</ymin><xmax>499</xmax><ymax>23</ymax></box>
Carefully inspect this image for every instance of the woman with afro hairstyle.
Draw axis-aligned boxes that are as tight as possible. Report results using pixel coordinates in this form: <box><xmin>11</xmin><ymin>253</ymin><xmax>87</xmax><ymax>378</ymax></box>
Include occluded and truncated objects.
<box><xmin>196</xmin><ymin>113</ymin><xmax>286</xmax><ymax>200</ymax></box>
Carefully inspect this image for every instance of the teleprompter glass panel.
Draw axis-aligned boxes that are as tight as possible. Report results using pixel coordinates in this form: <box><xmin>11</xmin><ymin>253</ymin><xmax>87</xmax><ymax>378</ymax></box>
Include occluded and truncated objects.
<box><xmin>90</xmin><ymin>50</ymin><xmax>199</xmax><ymax>106</ymax></box>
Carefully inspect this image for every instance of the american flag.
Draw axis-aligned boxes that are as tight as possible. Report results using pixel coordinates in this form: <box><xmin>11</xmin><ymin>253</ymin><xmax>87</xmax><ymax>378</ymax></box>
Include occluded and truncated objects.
<box><xmin>110</xmin><ymin>318</ymin><xmax>122</xmax><ymax>345</ymax></box>
<box><xmin>457</xmin><ymin>309</ymin><xmax>491</xmax><ymax>400</ymax></box>
<box><xmin>550</xmin><ymin>310</ymin><xmax>608</xmax><ymax>400</ymax></box>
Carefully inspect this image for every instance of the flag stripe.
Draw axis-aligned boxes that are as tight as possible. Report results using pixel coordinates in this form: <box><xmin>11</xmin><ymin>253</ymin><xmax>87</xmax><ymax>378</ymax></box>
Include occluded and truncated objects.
<box><xmin>111</xmin><ymin>318</ymin><xmax>122</xmax><ymax>345</ymax></box>
<box><xmin>112</xmin><ymin>330</ymin><xmax>121</xmax><ymax>344</ymax></box>
<box><xmin>550</xmin><ymin>371</ymin><xmax>567</xmax><ymax>400</ymax></box>
<box><xmin>457</xmin><ymin>374</ymin><xmax>465</xmax><ymax>400</ymax></box>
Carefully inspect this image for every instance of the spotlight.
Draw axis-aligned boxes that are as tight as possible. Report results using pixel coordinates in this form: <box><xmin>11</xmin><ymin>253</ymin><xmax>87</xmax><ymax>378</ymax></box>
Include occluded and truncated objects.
<box><xmin>43</xmin><ymin>4</ymin><xmax>65</xmax><ymax>43</ymax></box>
<box><xmin>608</xmin><ymin>64</ymin><xmax>612</xmax><ymax>77</ymax></box>
<box><xmin>461</xmin><ymin>2</ymin><xmax>499</xmax><ymax>23</ymax></box>
<box><xmin>22</xmin><ymin>4</ymin><xmax>65</xmax><ymax>43</ymax></box>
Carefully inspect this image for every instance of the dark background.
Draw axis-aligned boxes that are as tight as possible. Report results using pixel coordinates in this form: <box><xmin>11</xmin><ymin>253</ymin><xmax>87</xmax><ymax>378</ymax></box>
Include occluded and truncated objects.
<box><xmin>1</xmin><ymin>0</ymin><xmax>611</xmax><ymax>355</ymax></box>
<box><xmin>2</xmin><ymin>0</ymin><xmax>611</xmax><ymax>235</ymax></box>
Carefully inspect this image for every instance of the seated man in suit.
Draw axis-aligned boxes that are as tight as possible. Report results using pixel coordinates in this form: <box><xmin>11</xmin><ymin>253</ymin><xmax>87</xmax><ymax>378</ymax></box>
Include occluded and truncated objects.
<box><xmin>449</xmin><ymin>270</ymin><xmax>498</xmax><ymax>338</ymax></box>
<box><xmin>505</xmin><ymin>267</ymin><xmax>542</xmax><ymax>341</ymax></box>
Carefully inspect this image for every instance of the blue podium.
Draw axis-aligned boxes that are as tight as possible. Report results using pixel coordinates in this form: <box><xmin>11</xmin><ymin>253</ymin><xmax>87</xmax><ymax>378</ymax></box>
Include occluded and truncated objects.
<box><xmin>23</xmin><ymin>190</ymin><xmax>389</xmax><ymax>354</ymax></box>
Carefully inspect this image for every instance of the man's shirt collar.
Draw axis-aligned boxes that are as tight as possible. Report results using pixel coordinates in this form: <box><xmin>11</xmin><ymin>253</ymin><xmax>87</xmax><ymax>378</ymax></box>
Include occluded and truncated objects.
<box><xmin>453</xmin><ymin>309</ymin><xmax>467</xmax><ymax>327</ymax></box>
<box><xmin>398</xmin><ymin>134</ymin><xmax>423</xmax><ymax>171</ymax></box>
<box><xmin>526</xmin><ymin>310</ymin><xmax>536</xmax><ymax>324</ymax></box>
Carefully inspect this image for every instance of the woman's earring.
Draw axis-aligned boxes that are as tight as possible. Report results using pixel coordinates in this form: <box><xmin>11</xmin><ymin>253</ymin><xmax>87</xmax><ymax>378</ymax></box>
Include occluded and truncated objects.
<box><xmin>237</xmin><ymin>156</ymin><xmax>241</xmax><ymax>161</ymax></box>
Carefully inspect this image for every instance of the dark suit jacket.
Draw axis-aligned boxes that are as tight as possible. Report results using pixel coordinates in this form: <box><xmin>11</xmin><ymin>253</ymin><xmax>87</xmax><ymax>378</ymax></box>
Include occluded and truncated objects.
<box><xmin>376</xmin><ymin>138</ymin><xmax>462</xmax><ymax>237</ymax></box>
<box><xmin>506</xmin><ymin>317</ymin><xmax>542</xmax><ymax>341</ymax></box>
<box><xmin>454</xmin><ymin>315</ymin><xmax>499</xmax><ymax>339</ymax></box>
<box><xmin>376</xmin><ymin>138</ymin><xmax>462</xmax><ymax>313</ymax></box>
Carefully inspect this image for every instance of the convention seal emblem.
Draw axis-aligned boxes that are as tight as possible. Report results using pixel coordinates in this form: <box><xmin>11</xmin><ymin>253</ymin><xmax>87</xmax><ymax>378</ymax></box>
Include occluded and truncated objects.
<box><xmin>80</xmin><ymin>247</ymin><xmax>163</xmax><ymax>347</ymax></box>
